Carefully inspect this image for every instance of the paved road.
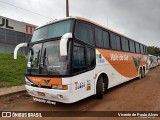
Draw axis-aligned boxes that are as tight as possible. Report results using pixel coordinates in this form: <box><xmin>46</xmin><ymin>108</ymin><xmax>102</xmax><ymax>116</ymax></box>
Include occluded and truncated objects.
<box><xmin>0</xmin><ymin>66</ymin><xmax>160</xmax><ymax>120</ymax></box>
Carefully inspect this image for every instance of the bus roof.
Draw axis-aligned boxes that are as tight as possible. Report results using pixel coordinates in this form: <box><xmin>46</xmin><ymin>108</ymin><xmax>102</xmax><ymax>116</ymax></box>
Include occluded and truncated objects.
<box><xmin>36</xmin><ymin>16</ymin><xmax>76</xmax><ymax>30</ymax></box>
<box><xmin>36</xmin><ymin>16</ymin><xmax>147</xmax><ymax>47</ymax></box>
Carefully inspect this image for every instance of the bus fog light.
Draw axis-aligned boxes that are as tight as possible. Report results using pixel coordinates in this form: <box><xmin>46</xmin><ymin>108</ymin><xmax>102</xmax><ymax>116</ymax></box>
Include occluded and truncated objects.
<box><xmin>26</xmin><ymin>81</ymin><xmax>31</xmax><ymax>86</ymax></box>
<box><xmin>62</xmin><ymin>85</ymin><xmax>68</xmax><ymax>90</ymax></box>
<box><xmin>60</xmin><ymin>95</ymin><xmax>63</xmax><ymax>99</ymax></box>
<box><xmin>58</xmin><ymin>85</ymin><xmax>68</xmax><ymax>90</ymax></box>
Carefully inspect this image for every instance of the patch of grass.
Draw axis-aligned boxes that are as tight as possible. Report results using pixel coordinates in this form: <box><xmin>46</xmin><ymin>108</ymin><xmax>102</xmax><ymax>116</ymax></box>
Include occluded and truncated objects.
<box><xmin>0</xmin><ymin>53</ymin><xmax>27</xmax><ymax>88</ymax></box>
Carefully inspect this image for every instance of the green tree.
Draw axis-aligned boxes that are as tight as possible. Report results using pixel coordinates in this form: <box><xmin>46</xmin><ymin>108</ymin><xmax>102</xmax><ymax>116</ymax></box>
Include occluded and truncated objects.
<box><xmin>147</xmin><ymin>46</ymin><xmax>160</xmax><ymax>56</ymax></box>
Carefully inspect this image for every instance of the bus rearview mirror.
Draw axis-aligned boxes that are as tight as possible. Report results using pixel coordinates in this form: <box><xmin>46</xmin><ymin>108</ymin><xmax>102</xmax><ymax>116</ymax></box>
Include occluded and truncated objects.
<box><xmin>60</xmin><ymin>33</ymin><xmax>72</xmax><ymax>56</ymax></box>
<box><xmin>14</xmin><ymin>43</ymin><xmax>28</xmax><ymax>59</ymax></box>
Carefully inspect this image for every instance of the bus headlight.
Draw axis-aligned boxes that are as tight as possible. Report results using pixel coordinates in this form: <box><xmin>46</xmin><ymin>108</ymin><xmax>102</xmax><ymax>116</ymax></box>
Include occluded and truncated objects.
<box><xmin>25</xmin><ymin>77</ymin><xmax>33</xmax><ymax>86</ymax></box>
<box><xmin>26</xmin><ymin>81</ymin><xmax>32</xmax><ymax>86</ymax></box>
<box><xmin>52</xmin><ymin>85</ymin><xmax>68</xmax><ymax>90</ymax></box>
<box><xmin>51</xmin><ymin>85</ymin><xmax>58</xmax><ymax>89</ymax></box>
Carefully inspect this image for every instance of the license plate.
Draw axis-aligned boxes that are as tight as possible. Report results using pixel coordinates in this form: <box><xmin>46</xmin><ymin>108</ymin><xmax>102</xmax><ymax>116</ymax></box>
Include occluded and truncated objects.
<box><xmin>37</xmin><ymin>92</ymin><xmax>45</xmax><ymax>96</ymax></box>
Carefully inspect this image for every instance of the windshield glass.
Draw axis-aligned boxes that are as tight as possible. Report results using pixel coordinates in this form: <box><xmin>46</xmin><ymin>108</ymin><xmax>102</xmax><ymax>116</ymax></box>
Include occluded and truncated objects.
<box><xmin>31</xmin><ymin>19</ymin><xmax>74</xmax><ymax>42</ymax></box>
<box><xmin>27</xmin><ymin>40</ymin><xmax>71</xmax><ymax>76</ymax></box>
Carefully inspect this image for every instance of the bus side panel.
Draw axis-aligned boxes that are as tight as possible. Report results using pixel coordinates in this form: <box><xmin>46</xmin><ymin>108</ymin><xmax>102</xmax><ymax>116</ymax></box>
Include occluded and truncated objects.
<box><xmin>95</xmin><ymin>49</ymin><xmax>131</xmax><ymax>88</ymax></box>
<box><xmin>71</xmin><ymin>69</ymin><xmax>95</xmax><ymax>103</ymax></box>
<box><xmin>67</xmin><ymin>49</ymin><xmax>148</xmax><ymax>103</ymax></box>
<box><xmin>96</xmin><ymin>49</ymin><xmax>147</xmax><ymax>88</ymax></box>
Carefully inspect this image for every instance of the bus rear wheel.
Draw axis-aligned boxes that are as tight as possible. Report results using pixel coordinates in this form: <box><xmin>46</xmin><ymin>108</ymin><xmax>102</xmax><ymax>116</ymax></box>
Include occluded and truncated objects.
<box><xmin>139</xmin><ymin>68</ymin><xmax>142</xmax><ymax>79</ymax></box>
<box><xmin>142</xmin><ymin>68</ymin><xmax>145</xmax><ymax>78</ymax></box>
<box><xmin>95</xmin><ymin>76</ymin><xmax>103</xmax><ymax>99</ymax></box>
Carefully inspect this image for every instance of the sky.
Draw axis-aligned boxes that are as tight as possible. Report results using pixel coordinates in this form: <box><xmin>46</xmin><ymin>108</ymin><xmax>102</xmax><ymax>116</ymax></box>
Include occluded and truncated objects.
<box><xmin>0</xmin><ymin>0</ymin><xmax>160</xmax><ymax>47</ymax></box>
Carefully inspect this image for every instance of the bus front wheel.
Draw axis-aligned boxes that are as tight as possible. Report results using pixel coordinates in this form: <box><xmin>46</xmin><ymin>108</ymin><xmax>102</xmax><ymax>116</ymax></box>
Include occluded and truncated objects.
<box><xmin>95</xmin><ymin>76</ymin><xmax>103</xmax><ymax>99</ymax></box>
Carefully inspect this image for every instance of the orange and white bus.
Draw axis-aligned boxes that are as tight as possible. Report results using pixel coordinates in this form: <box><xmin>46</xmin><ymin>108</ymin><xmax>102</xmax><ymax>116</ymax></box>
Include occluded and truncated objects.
<box><xmin>14</xmin><ymin>17</ymin><xmax>148</xmax><ymax>103</ymax></box>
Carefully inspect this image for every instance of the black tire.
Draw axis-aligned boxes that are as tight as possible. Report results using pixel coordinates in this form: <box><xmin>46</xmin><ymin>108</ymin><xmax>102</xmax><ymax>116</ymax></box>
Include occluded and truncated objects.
<box><xmin>142</xmin><ymin>68</ymin><xmax>145</xmax><ymax>78</ymax></box>
<box><xmin>95</xmin><ymin>76</ymin><xmax>103</xmax><ymax>99</ymax></box>
<box><xmin>103</xmin><ymin>80</ymin><xmax>108</xmax><ymax>94</ymax></box>
<box><xmin>139</xmin><ymin>68</ymin><xmax>142</xmax><ymax>79</ymax></box>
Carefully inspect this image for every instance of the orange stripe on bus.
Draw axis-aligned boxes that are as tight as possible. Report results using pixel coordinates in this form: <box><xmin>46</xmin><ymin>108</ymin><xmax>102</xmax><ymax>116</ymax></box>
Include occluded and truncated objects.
<box><xmin>28</xmin><ymin>77</ymin><xmax>62</xmax><ymax>86</ymax></box>
<box><xmin>97</xmin><ymin>49</ymin><xmax>147</xmax><ymax>78</ymax></box>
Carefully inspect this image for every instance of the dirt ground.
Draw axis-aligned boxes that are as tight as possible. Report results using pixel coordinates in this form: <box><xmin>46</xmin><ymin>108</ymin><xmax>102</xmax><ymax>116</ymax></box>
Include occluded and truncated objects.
<box><xmin>0</xmin><ymin>66</ymin><xmax>160</xmax><ymax>120</ymax></box>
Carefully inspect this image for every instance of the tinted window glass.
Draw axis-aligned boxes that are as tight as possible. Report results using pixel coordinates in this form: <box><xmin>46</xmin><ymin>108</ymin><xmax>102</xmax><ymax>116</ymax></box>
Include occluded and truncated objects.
<box><xmin>116</xmin><ymin>36</ymin><xmax>121</xmax><ymax>50</ymax></box>
<box><xmin>135</xmin><ymin>42</ymin><xmax>140</xmax><ymax>54</ymax></box>
<box><xmin>103</xmin><ymin>31</ymin><xmax>110</xmax><ymax>49</ymax></box>
<box><xmin>110</xmin><ymin>33</ymin><xmax>121</xmax><ymax>50</ymax></box>
<box><xmin>140</xmin><ymin>44</ymin><xmax>144</xmax><ymax>54</ymax></box>
<box><xmin>121</xmin><ymin>37</ymin><xmax>129</xmax><ymax>51</ymax></box>
<box><xmin>129</xmin><ymin>41</ymin><xmax>135</xmax><ymax>53</ymax></box>
<box><xmin>95</xmin><ymin>28</ymin><xmax>110</xmax><ymax>49</ymax></box>
<box><xmin>95</xmin><ymin>28</ymin><xmax>103</xmax><ymax>47</ymax></box>
<box><xmin>110</xmin><ymin>33</ymin><xmax>116</xmax><ymax>49</ymax></box>
<box><xmin>32</xmin><ymin>20</ymin><xmax>74</xmax><ymax>42</ymax></box>
<box><xmin>48</xmin><ymin>20</ymin><xmax>73</xmax><ymax>39</ymax></box>
<box><xmin>40</xmin><ymin>41</ymin><xmax>71</xmax><ymax>75</ymax></box>
<box><xmin>73</xmin><ymin>43</ymin><xmax>86</xmax><ymax>73</ymax></box>
<box><xmin>87</xmin><ymin>48</ymin><xmax>95</xmax><ymax>68</ymax></box>
<box><xmin>28</xmin><ymin>43</ymin><xmax>42</xmax><ymax>74</ymax></box>
<box><xmin>75</xmin><ymin>22</ymin><xmax>94</xmax><ymax>45</ymax></box>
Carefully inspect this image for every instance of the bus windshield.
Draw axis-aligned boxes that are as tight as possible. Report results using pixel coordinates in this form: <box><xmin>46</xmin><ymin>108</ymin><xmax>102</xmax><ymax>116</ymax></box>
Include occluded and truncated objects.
<box><xmin>27</xmin><ymin>40</ymin><xmax>71</xmax><ymax>76</ymax></box>
<box><xmin>31</xmin><ymin>19</ymin><xmax>74</xmax><ymax>42</ymax></box>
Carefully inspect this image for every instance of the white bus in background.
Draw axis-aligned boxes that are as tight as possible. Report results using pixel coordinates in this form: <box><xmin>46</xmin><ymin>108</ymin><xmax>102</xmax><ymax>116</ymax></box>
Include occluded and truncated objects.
<box><xmin>148</xmin><ymin>55</ymin><xmax>158</xmax><ymax>69</ymax></box>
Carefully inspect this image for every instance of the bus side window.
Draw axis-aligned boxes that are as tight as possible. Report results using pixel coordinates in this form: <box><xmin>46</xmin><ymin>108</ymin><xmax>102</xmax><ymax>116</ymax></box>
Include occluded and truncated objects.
<box><xmin>121</xmin><ymin>37</ymin><xmax>129</xmax><ymax>52</ymax></box>
<box><xmin>75</xmin><ymin>21</ymin><xmax>94</xmax><ymax>45</ymax></box>
<box><xmin>95</xmin><ymin>27</ymin><xmax>103</xmax><ymax>47</ymax></box>
<box><xmin>103</xmin><ymin>31</ymin><xmax>110</xmax><ymax>49</ymax></box>
<box><xmin>135</xmin><ymin>42</ymin><xmax>140</xmax><ymax>54</ymax></box>
<box><xmin>140</xmin><ymin>44</ymin><xmax>144</xmax><ymax>54</ymax></box>
<box><xmin>73</xmin><ymin>44</ymin><xmax>86</xmax><ymax>73</ymax></box>
<box><xmin>129</xmin><ymin>40</ymin><xmax>136</xmax><ymax>53</ymax></box>
<box><xmin>110</xmin><ymin>32</ymin><xmax>121</xmax><ymax>50</ymax></box>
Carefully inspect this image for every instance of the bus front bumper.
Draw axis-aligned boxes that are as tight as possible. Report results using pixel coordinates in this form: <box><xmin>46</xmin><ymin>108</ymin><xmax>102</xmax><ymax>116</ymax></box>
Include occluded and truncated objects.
<box><xmin>25</xmin><ymin>85</ymin><xmax>73</xmax><ymax>103</ymax></box>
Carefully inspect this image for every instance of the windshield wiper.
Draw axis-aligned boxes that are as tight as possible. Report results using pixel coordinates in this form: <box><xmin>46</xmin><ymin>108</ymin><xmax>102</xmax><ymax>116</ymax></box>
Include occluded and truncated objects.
<box><xmin>28</xmin><ymin>48</ymin><xmax>41</xmax><ymax>75</ymax></box>
<box><xmin>28</xmin><ymin>47</ymin><xmax>35</xmax><ymax>75</ymax></box>
<box><xmin>40</xmin><ymin>48</ymin><xmax>51</xmax><ymax>75</ymax></box>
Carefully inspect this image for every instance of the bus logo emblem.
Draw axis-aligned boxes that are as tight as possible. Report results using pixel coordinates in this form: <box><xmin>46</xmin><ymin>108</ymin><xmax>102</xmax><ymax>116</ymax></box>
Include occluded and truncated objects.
<box><xmin>44</xmin><ymin>79</ymin><xmax>51</xmax><ymax>85</ymax></box>
<box><xmin>132</xmin><ymin>56</ymin><xmax>142</xmax><ymax>71</ymax></box>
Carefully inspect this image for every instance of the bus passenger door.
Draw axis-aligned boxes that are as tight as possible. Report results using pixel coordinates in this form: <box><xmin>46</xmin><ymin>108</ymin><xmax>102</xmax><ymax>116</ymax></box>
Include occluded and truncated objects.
<box><xmin>71</xmin><ymin>42</ymin><xmax>96</xmax><ymax>102</ymax></box>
